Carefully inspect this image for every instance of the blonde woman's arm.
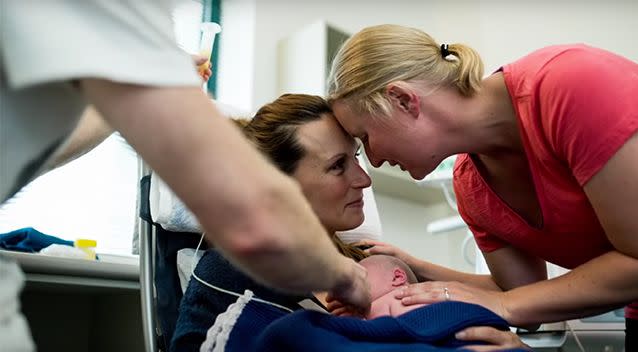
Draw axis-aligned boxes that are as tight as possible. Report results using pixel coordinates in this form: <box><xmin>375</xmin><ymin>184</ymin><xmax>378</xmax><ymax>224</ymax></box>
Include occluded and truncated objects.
<box><xmin>356</xmin><ymin>239</ymin><xmax>515</xmax><ymax>291</ymax></box>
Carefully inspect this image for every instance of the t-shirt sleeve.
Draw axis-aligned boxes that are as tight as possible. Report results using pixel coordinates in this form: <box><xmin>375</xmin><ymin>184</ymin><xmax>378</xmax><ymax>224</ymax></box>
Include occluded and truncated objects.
<box><xmin>538</xmin><ymin>47</ymin><xmax>638</xmax><ymax>186</ymax></box>
<box><xmin>2</xmin><ymin>0</ymin><xmax>200</xmax><ymax>89</ymax></box>
<box><xmin>466</xmin><ymin>219</ymin><xmax>509</xmax><ymax>253</ymax></box>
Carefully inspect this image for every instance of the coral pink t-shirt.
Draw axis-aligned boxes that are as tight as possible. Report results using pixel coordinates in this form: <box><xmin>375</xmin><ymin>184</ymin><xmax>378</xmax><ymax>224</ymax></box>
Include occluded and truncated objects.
<box><xmin>453</xmin><ymin>44</ymin><xmax>638</xmax><ymax>319</ymax></box>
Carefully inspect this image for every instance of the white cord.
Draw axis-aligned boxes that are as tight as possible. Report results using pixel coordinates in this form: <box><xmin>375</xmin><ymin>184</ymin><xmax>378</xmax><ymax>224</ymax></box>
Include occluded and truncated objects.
<box><xmin>191</xmin><ymin>232</ymin><xmax>207</xmax><ymax>273</ymax></box>
<box><xmin>461</xmin><ymin>233</ymin><xmax>476</xmax><ymax>267</ymax></box>
<box><xmin>566</xmin><ymin>321</ymin><xmax>586</xmax><ymax>352</ymax></box>
<box><xmin>189</xmin><ymin>232</ymin><xmax>294</xmax><ymax>313</ymax></box>
<box><xmin>441</xmin><ymin>182</ymin><xmax>458</xmax><ymax>212</ymax></box>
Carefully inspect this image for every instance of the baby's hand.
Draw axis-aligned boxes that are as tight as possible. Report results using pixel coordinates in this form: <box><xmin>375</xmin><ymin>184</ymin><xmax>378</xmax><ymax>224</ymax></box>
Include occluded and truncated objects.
<box><xmin>456</xmin><ymin>326</ymin><xmax>531</xmax><ymax>351</ymax></box>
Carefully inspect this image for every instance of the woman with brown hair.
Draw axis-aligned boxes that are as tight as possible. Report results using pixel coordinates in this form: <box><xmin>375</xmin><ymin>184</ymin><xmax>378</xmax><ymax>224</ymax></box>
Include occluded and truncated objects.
<box><xmin>232</xmin><ymin>94</ymin><xmax>372</xmax><ymax>257</ymax></box>
<box><xmin>171</xmin><ymin>93</ymin><xmax>371</xmax><ymax>350</ymax></box>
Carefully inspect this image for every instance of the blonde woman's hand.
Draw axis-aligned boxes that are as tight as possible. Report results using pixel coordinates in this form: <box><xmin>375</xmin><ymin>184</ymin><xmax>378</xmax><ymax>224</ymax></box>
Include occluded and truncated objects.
<box><xmin>395</xmin><ymin>281</ymin><xmax>509</xmax><ymax>321</ymax></box>
<box><xmin>455</xmin><ymin>326</ymin><xmax>531</xmax><ymax>351</ymax></box>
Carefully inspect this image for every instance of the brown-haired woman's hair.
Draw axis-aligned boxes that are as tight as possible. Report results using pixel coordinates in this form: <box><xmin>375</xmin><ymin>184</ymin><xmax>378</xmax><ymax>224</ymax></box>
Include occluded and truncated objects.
<box><xmin>232</xmin><ymin>93</ymin><xmax>368</xmax><ymax>261</ymax></box>
<box><xmin>333</xmin><ymin>239</ymin><xmax>368</xmax><ymax>262</ymax></box>
<box><xmin>239</xmin><ymin>94</ymin><xmax>331</xmax><ymax>174</ymax></box>
<box><xmin>327</xmin><ymin>24</ymin><xmax>484</xmax><ymax>116</ymax></box>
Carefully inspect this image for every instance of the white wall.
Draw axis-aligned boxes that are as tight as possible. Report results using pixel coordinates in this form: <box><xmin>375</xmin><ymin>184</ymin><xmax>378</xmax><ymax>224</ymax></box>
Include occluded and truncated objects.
<box><xmin>475</xmin><ymin>1</ymin><xmax>638</xmax><ymax>73</ymax></box>
<box><xmin>374</xmin><ymin>193</ymin><xmax>474</xmax><ymax>272</ymax></box>
<box><xmin>217</xmin><ymin>0</ymin><xmax>257</xmax><ymax>112</ymax></box>
<box><xmin>251</xmin><ymin>0</ymin><xmax>483</xmax><ymax>109</ymax></box>
<box><xmin>220</xmin><ymin>0</ymin><xmax>638</xmax><ymax>110</ymax></box>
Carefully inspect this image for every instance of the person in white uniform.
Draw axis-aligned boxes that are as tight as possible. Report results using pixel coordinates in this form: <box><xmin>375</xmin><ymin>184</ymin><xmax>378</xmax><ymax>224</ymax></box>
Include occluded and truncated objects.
<box><xmin>0</xmin><ymin>2</ymin><xmax>370</xmax><ymax>350</ymax></box>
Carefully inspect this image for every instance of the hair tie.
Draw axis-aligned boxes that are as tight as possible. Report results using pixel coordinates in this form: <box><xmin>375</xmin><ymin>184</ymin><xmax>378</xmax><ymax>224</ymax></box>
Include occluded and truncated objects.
<box><xmin>440</xmin><ymin>43</ymin><xmax>450</xmax><ymax>58</ymax></box>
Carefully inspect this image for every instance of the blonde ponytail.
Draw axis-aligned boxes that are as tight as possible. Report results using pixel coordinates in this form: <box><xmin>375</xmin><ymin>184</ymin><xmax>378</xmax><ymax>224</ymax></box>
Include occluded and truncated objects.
<box><xmin>444</xmin><ymin>43</ymin><xmax>484</xmax><ymax>97</ymax></box>
<box><xmin>327</xmin><ymin>24</ymin><xmax>484</xmax><ymax>115</ymax></box>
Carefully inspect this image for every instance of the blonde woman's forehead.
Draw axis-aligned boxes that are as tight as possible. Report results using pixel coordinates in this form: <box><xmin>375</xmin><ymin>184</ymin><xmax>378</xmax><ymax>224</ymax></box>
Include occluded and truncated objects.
<box><xmin>331</xmin><ymin>101</ymin><xmax>362</xmax><ymax>135</ymax></box>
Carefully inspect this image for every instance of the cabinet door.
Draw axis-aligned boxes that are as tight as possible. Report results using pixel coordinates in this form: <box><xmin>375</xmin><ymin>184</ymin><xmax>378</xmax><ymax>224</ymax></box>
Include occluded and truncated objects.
<box><xmin>278</xmin><ymin>20</ymin><xmax>349</xmax><ymax>96</ymax></box>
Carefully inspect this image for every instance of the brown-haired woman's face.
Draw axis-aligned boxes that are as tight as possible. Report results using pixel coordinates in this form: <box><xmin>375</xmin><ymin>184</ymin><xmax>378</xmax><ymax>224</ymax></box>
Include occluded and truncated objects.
<box><xmin>292</xmin><ymin>114</ymin><xmax>371</xmax><ymax>233</ymax></box>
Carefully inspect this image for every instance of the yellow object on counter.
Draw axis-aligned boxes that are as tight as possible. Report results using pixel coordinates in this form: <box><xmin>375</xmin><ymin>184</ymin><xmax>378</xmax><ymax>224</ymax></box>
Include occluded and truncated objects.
<box><xmin>74</xmin><ymin>239</ymin><xmax>97</xmax><ymax>260</ymax></box>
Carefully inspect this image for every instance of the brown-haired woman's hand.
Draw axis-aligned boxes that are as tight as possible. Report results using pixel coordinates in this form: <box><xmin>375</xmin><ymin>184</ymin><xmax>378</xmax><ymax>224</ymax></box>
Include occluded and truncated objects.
<box><xmin>354</xmin><ymin>239</ymin><xmax>417</xmax><ymax>268</ymax></box>
<box><xmin>326</xmin><ymin>299</ymin><xmax>361</xmax><ymax>318</ymax></box>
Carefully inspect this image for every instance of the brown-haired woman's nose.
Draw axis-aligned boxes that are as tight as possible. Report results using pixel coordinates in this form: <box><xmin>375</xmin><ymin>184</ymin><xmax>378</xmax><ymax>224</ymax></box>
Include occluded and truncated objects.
<box><xmin>353</xmin><ymin>164</ymin><xmax>372</xmax><ymax>188</ymax></box>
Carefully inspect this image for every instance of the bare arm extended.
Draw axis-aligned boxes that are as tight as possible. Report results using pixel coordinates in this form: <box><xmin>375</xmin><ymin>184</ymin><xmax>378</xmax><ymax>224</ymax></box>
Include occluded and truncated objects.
<box><xmin>396</xmin><ymin>134</ymin><xmax>638</xmax><ymax>327</ymax></box>
<box><xmin>358</xmin><ymin>239</ymin><xmax>510</xmax><ymax>291</ymax></box>
<box><xmin>500</xmin><ymin>132</ymin><xmax>638</xmax><ymax>325</ymax></box>
<box><xmin>49</xmin><ymin>105</ymin><xmax>114</xmax><ymax>169</ymax></box>
<box><xmin>80</xmin><ymin>79</ymin><xmax>370</xmax><ymax>309</ymax></box>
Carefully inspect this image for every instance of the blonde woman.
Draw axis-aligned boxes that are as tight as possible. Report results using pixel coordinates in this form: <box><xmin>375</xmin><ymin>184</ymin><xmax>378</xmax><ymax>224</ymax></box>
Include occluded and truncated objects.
<box><xmin>327</xmin><ymin>24</ymin><xmax>638</xmax><ymax>350</ymax></box>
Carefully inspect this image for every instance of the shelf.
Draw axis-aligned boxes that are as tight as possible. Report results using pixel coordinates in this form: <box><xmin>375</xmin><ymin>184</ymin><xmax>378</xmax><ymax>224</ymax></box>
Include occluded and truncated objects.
<box><xmin>0</xmin><ymin>250</ymin><xmax>139</xmax><ymax>281</ymax></box>
<box><xmin>25</xmin><ymin>273</ymin><xmax>139</xmax><ymax>293</ymax></box>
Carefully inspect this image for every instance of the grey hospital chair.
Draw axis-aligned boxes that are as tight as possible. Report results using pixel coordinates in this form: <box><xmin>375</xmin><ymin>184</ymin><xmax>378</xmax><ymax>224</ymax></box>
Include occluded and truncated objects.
<box><xmin>138</xmin><ymin>161</ymin><xmax>205</xmax><ymax>352</ymax></box>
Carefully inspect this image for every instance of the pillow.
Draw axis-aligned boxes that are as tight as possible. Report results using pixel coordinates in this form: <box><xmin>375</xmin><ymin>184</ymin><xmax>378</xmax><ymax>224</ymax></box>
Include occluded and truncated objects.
<box><xmin>149</xmin><ymin>174</ymin><xmax>200</xmax><ymax>233</ymax></box>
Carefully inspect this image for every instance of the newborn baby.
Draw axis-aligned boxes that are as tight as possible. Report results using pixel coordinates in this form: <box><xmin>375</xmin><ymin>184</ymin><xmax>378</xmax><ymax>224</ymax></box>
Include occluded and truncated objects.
<box><xmin>359</xmin><ymin>255</ymin><xmax>426</xmax><ymax>319</ymax></box>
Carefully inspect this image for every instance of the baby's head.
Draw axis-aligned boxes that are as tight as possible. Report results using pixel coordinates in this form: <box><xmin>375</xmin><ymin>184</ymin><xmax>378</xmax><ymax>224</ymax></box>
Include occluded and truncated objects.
<box><xmin>359</xmin><ymin>255</ymin><xmax>417</xmax><ymax>300</ymax></box>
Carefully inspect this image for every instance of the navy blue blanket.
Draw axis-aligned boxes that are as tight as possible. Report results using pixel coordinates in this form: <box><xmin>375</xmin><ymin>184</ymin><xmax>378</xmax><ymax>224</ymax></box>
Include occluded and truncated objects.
<box><xmin>171</xmin><ymin>249</ymin><xmax>308</xmax><ymax>351</ymax></box>
<box><xmin>206</xmin><ymin>299</ymin><xmax>527</xmax><ymax>352</ymax></box>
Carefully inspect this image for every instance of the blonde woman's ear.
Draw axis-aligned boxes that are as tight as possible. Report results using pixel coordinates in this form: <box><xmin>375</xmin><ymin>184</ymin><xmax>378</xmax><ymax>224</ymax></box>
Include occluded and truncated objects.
<box><xmin>385</xmin><ymin>83</ymin><xmax>420</xmax><ymax>117</ymax></box>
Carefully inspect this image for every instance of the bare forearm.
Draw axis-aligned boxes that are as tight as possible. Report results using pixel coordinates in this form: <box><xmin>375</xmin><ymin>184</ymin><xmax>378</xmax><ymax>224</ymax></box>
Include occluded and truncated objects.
<box><xmin>211</xmin><ymin>175</ymin><xmax>358</xmax><ymax>293</ymax></box>
<box><xmin>49</xmin><ymin>105</ymin><xmax>114</xmax><ymax>169</ymax></box>
<box><xmin>505</xmin><ymin>250</ymin><xmax>638</xmax><ymax>326</ymax></box>
<box><xmin>410</xmin><ymin>258</ymin><xmax>501</xmax><ymax>291</ymax></box>
<box><xmin>81</xmin><ymin>80</ymin><xmax>352</xmax><ymax>293</ymax></box>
